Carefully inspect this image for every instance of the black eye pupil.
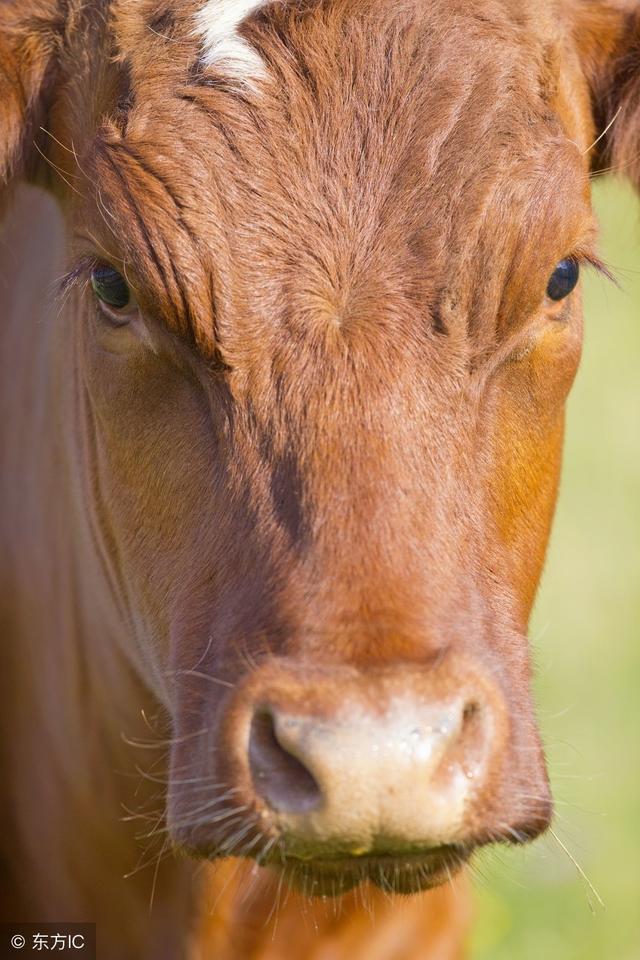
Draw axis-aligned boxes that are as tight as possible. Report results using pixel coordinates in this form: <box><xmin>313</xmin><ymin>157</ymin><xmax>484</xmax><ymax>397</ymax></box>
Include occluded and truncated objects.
<box><xmin>547</xmin><ymin>258</ymin><xmax>580</xmax><ymax>302</ymax></box>
<box><xmin>91</xmin><ymin>265</ymin><xmax>131</xmax><ymax>309</ymax></box>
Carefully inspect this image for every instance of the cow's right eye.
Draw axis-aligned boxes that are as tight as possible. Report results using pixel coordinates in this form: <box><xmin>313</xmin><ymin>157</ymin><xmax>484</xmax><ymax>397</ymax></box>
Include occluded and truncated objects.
<box><xmin>91</xmin><ymin>264</ymin><xmax>135</xmax><ymax>320</ymax></box>
<box><xmin>546</xmin><ymin>258</ymin><xmax>580</xmax><ymax>302</ymax></box>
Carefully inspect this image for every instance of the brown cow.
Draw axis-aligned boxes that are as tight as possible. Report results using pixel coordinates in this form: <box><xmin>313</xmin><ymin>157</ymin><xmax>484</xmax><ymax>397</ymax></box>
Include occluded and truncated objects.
<box><xmin>1</xmin><ymin>1</ymin><xmax>638</xmax><ymax>958</ymax></box>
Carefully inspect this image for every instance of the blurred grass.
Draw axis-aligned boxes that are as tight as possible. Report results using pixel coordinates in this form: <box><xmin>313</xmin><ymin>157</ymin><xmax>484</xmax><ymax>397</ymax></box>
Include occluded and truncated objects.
<box><xmin>471</xmin><ymin>179</ymin><xmax>640</xmax><ymax>960</ymax></box>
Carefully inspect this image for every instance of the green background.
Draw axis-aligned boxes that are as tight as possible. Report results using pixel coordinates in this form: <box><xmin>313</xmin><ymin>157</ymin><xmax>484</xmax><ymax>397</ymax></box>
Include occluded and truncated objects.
<box><xmin>471</xmin><ymin>179</ymin><xmax>640</xmax><ymax>959</ymax></box>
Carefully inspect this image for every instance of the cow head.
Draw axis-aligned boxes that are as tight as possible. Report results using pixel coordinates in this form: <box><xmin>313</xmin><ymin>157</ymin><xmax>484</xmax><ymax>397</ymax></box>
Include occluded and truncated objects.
<box><xmin>1</xmin><ymin>0</ymin><xmax>638</xmax><ymax>895</ymax></box>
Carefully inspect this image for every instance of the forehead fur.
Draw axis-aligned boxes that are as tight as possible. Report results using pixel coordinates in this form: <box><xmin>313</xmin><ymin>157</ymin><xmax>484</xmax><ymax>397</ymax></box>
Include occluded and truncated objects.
<box><xmin>76</xmin><ymin>0</ymin><xmax>593</xmax><ymax>359</ymax></box>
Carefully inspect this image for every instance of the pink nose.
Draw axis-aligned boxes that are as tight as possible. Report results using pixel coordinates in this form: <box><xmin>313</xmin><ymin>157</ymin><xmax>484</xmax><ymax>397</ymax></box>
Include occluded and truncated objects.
<box><xmin>248</xmin><ymin>693</ymin><xmax>488</xmax><ymax>857</ymax></box>
<box><xmin>231</xmin><ymin>661</ymin><xmax>510</xmax><ymax>860</ymax></box>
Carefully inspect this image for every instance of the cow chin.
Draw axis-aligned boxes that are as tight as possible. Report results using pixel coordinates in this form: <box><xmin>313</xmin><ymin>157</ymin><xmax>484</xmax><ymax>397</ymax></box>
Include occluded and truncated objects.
<box><xmin>273</xmin><ymin>847</ymin><xmax>471</xmax><ymax>897</ymax></box>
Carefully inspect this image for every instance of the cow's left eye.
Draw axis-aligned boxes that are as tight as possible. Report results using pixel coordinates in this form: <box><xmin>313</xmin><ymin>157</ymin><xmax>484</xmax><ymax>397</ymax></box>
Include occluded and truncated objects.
<box><xmin>91</xmin><ymin>264</ymin><xmax>136</xmax><ymax>321</ymax></box>
<box><xmin>547</xmin><ymin>258</ymin><xmax>580</xmax><ymax>301</ymax></box>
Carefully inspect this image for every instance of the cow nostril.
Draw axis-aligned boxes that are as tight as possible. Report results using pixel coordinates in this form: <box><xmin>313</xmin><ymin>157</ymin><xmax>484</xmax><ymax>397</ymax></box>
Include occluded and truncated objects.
<box><xmin>462</xmin><ymin>700</ymin><xmax>480</xmax><ymax>727</ymax></box>
<box><xmin>455</xmin><ymin>698</ymin><xmax>490</xmax><ymax>777</ymax></box>
<box><xmin>248</xmin><ymin>711</ymin><xmax>323</xmax><ymax>815</ymax></box>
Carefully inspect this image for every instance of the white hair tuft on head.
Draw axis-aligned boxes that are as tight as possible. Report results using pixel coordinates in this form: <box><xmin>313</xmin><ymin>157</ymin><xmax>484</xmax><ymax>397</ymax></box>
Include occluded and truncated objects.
<box><xmin>194</xmin><ymin>0</ymin><xmax>270</xmax><ymax>84</ymax></box>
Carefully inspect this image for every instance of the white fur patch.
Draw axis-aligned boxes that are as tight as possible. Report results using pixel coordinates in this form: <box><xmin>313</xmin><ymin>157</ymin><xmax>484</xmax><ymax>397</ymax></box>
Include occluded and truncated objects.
<box><xmin>194</xmin><ymin>0</ymin><xmax>269</xmax><ymax>83</ymax></box>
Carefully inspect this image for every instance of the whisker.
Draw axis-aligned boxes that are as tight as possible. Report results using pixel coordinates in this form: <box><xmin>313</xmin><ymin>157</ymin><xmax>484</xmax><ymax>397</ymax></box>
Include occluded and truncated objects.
<box><xmin>191</xmin><ymin>635</ymin><xmax>215</xmax><ymax>673</ymax></box>
<box><xmin>170</xmin><ymin>668</ymin><xmax>235</xmax><ymax>689</ymax></box>
<box><xmin>548</xmin><ymin>829</ymin><xmax>604</xmax><ymax>913</ymax></box>
<box><xmin>32</xmin><ymin>139</ymin><xmax>86</xmax><ymax>198</ymax></box>
<box><xmin>148</xmin><ymin>837</ymin><xmax>171</xmax><ymax>913</ymax></box>
<box><xmin>582</xmin><ymin>106</ymin><xmax>623</xmax><ymax>157</ymax></box>
<box><xmin>122</xmin><ymin>727</ymin><xmax>210</xmax><ymax>750</ymax></box>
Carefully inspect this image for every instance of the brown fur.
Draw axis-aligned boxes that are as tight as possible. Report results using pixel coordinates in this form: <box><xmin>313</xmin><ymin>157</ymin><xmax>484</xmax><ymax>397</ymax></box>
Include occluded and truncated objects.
<box><xmin>1</xmin><ymin>1</ymin><xmax>638</xmax><ymax>958</ymax></box>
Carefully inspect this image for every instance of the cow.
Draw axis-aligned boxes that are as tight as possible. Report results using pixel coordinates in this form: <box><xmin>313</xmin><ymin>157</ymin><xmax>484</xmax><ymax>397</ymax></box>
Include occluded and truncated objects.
<box><xmin>1</xmin><ymin>1</ymin><xmax>638</xmax><ymax>957</ymax></box>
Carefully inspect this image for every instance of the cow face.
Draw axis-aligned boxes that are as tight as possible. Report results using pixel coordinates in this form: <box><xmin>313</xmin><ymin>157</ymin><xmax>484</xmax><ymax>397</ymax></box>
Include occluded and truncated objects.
<box><xmin>0</xmin><ymin>0</ymin><xmax>637</xmax><ymax>894</ymax></box>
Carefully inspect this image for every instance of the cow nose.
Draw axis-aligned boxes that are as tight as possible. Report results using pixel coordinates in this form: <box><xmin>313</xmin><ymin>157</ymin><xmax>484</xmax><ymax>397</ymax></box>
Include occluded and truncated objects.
<box><xmin>249</xmin><ymin>710</ymin><xmax>324</xmax><ymax>815</ymax></box>
<box><xmin>246</xmin><ymin>683</ymin><xmax>499</xmax><ymax>856</ymax></box>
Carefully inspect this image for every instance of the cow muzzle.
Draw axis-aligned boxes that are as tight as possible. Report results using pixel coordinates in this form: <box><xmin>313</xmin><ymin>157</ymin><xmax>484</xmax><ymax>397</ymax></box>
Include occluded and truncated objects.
<box><xmin>169</xmin><ymin>658</ymin><xmax>551</xmax><ymax>894</ymax></box>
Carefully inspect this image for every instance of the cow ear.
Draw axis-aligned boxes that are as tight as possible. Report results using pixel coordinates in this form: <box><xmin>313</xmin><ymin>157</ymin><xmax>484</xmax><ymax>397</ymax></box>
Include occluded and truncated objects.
<box><xmin>575</xmin><ymin>2</ymin><xmax>640</xmax><ymax>188</ymax></box>
<box><xmin>0</xmin><ymin>2</ymin><xmax>64</xmax><ymax>191</ymax></box>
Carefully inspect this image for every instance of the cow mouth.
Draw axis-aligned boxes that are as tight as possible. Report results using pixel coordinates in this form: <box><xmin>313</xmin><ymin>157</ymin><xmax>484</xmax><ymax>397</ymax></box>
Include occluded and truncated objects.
<box><xmin>271</xmin><ymin>845</ymin><xmax>470</xmax><ymax>896</ymax></box>
<box><xmin>178</xmin><ymin>825</ymin><xmax>471</xmax><ymax>896</ymax></box>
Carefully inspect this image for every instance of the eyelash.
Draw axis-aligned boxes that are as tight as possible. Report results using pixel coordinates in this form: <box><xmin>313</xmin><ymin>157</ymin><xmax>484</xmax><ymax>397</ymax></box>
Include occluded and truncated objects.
<box><xmin>58</xmin><ymin>256</ymin><xmax>101</xmax><ymax>297</ymax></box>
<box><xmin>573</xmin><ymin>251</ymin><xmax>616</xmax><ymax>284</ymax></box>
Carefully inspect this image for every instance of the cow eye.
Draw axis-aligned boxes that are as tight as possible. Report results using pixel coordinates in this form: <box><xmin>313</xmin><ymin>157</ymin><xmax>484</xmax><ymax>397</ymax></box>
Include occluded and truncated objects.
<box><xmin>546</xmin><ymin>258</ymin><xmax>580</xmax><ymax>302</ymax></box>
<box><xmin>90</xmin><ymin>264</ymin><xmax>135</xmax><ymax>320</ymax></box>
